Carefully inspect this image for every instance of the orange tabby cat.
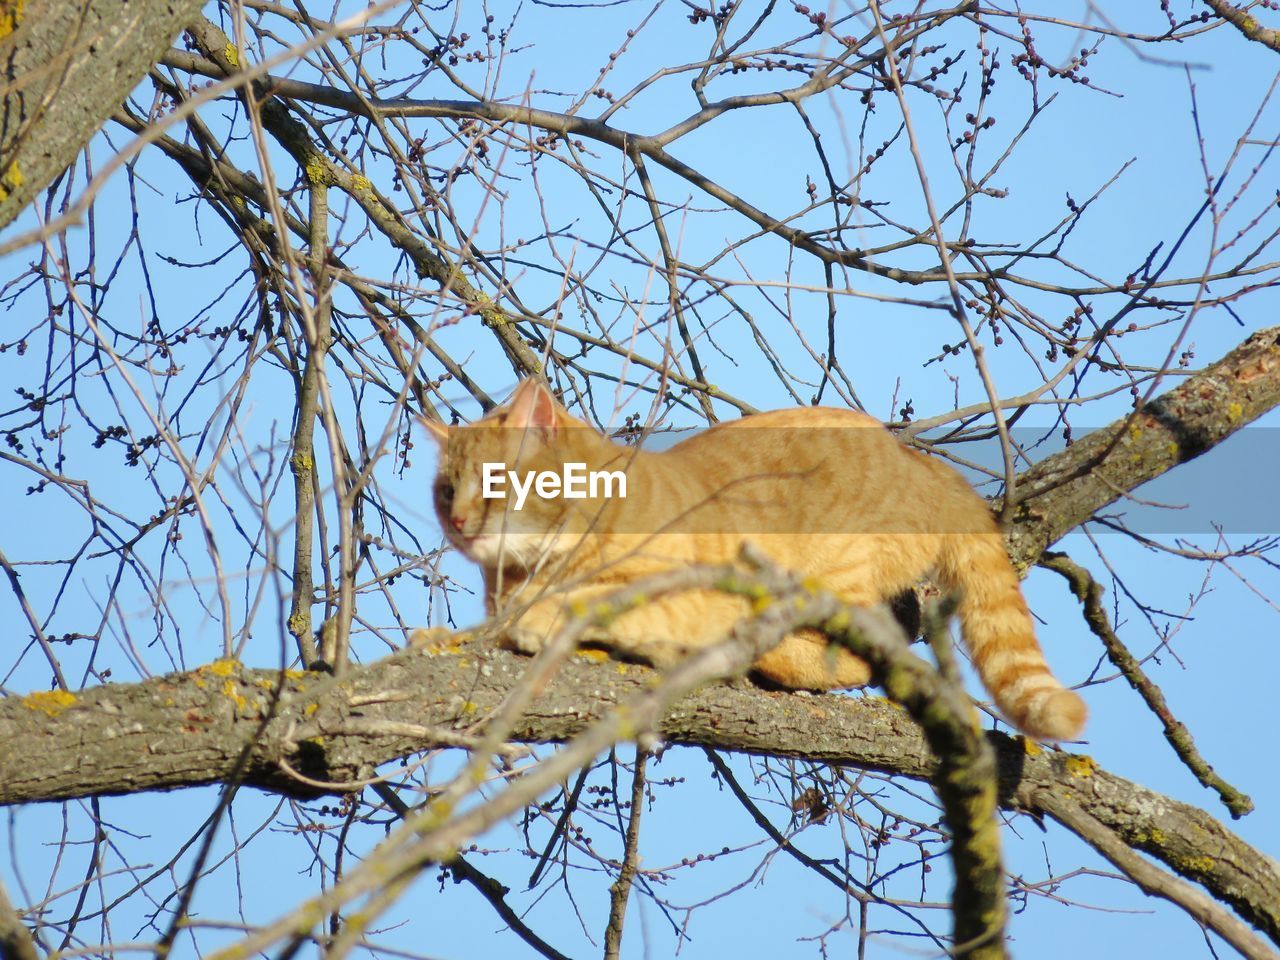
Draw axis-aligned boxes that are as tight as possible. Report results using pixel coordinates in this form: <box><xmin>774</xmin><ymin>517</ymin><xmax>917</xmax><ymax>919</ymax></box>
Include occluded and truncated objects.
<box><xmin>425</xmin><ymin>379</ymin><xmax>1086</xmax><ymax>741</ymax></box>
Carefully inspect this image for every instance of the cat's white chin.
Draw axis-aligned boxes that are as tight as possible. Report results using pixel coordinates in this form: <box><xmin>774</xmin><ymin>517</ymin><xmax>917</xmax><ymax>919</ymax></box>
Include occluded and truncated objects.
<box><xmin>454</xmin><ymin>531</ymin><xmax>561</xmax><ymax>569</ymax></box>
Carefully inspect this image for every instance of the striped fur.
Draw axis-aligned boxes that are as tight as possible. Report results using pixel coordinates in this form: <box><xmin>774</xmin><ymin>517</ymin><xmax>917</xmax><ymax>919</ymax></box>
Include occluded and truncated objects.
<box><xmin>427</xmin><ymin>380</ymin><xmax>1086</xmax><ymax>741</ymax></box>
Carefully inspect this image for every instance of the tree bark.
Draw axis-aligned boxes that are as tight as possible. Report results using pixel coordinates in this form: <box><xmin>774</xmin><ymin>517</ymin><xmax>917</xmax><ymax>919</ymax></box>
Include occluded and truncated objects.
<box><xmin>1003</xmin><ymin>325</ymin><xmax>1280</xmax><ymax>568</ymax></box>
<box><xmin>2</xmin><ymin>644</ymin><xmax>1277</xmax><ymax>946</ymax></box>
<box><xmin>0</xmin><ymin>0</ymin><xmax>205</xmax><ymax>230</ymax></box>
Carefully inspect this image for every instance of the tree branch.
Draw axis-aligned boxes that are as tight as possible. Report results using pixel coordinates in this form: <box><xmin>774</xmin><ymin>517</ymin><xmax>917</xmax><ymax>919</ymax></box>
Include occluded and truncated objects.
<box><xmin>1002</xmin><ymin>325</ymin><xmax>1280</xmax><ymax>568</ymax></box>
<box><xmin>183</xmin><ymin>14</ymin><xmax>545</xmax><ymax>379</ymax></box>
<box><xmin>3</xmin><ymin>642</ymin><xmax>1277</xmax><ymax>947</ymax></box>
<box><xmin>1040</xmin><ymin>551</ymin><xmax>1253</xmax><ymax>818</ymax></box>
<box><xmin>372</xmin><ymin>782</ymin><xmax>573</xmax><ymax>960</ymax></box>
<box><xmin>1037</xmin><ymin>793</ymin><xmax>1279</xmax><ymax>960</ymax></box>
<box><xmin>603</xmin><ymin>747</ymin><xmax>647</xmax><ymax>960</ymax></box>
<box><xmin>0</xmin><ymin>0</ymin><xmax>206</xmax><ymax>230</ymax></box>
<box><xmin>1202</xmin><ymin>1</ymin><xmax>1280</xmax><ymax>53</ymax></box>
<box><xmin>0</xmin><ymin>879</ymin><xmax>40</xmax><ymax>960</ymax></box>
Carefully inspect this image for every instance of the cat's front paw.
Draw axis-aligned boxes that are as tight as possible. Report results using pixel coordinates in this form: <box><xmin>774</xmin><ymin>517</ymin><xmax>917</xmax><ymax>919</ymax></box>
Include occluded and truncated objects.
<box><xmin>498</xmin><ymin>625</ymin><xmax>547</xmax><ymax>656</ymax></box>
<box><xmin>496</xmin><ymin>597</ymin><xmax>570</xmax><ymax>655</ymax></box>
<box><xmin>499</xmin><ymin>616</ymin><xmax>617</xmax><ymax>658</ymax></box>
<box><xmin>408</xmin><ymin>626</ymin><xmax>471</xmax><ymax>653</ymax></box>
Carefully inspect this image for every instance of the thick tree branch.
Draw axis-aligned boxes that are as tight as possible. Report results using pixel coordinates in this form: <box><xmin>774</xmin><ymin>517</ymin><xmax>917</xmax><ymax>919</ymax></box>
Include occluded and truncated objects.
<box><xmin>1037</xmin><ymin>793</ymin><xmax>1279</xmax><ymax>960</ymax></box>
<box><xmin>815</xmin><ymin>591</ymin><xmax>1006</xmax><ymax>959</ymax></box>
<box><xmin>1002</xmin><ymin>325</ymin><xmax>1280</xmax><ymax>569</ymax></box>
<box><xmin>0</xmin><ymin>0</ymin><xmax>205</xmax><ymax>230</ymax></box>
<box><xmin>3</xmin><ymin>643</ymin><xmax>1278</xmax><ymax>947</ymax></box>
<box><xmin>1202</xmin><ymin>1</ymin><xmax>1280</xmax><ymax>53</ymax></box>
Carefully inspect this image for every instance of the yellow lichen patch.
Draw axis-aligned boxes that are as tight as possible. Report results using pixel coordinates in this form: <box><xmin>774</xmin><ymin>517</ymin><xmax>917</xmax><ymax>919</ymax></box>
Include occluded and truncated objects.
<box><xmin>283</xmin><ymin>669</ymin><xmax>307</xmax><ymax>680</ymax></box>
<box><xmin>223</xmin><ymin>42</ymin><xmax>239</xmax><ymax>67</ymax></box>
<box><xmin>350</xmin><ymin>173</ymin><xmax>372</xmax><ymax>193</ymax></box>
<box><xmin>21</xmin><ymin>689</ymin><xmax>76</xmax><ymax>716</ymax></box>
<box><xmin>420</xmin><ymin>641</ymin><xmax>465</xmax><ymax>656</ymax></box>
<box><xmin>1128</xmin><ymin>422</ymin><xmax>1143</xmax><ymax>439</ymax></box>
<box><xmin>1181</xmin><ymin>854</ymin><xmax>1216</xmax><ymax>875</ymax></box>
<box><xmin>0</xmin><ymin>158</ymin><xmax>24</xmax><ymax>201</ymax></box>
<box><xmin>222</xmin><ymin>679</ymin><xmax>247</xmax><ymax>711</ymax></box>
<box><xmin>749</xmin><ymin>592</ymin><xmax>774</xmax><ymax>614</ymax></box>
<box><xmin>1064</xmin><ymin>754</ymin><xmax>1096</xmax><ymax>778</ymax></box>
<box><xmin>1227</xmin><ymin>401</ymin><xmax>1244</xmax><ymax>423</ymax></box>
<box><xmin>1022</xmin><ymin>737</ymin><xmax>1043</xmax><ymax>757</ymax></box>
<box><xmin>615</xmin><ymin>662</ymin><xmax>629</xmax><ymax>674</ymax></box>
<box><xmin>0</xmin><ymin>0</ymin><xmax>23</xmax><ymax>41</ymax></box>
<box><xmin>461</xmin><ymin>700</ymin><xmax>478</xmax><ymax>715</ymax></box>
<box><xmin>254</xmin><ymin>678</ymin><xmax>275</xmax><ymax>690</ymax></box>
<box><xmin>568</xmin><ymin>598</ymin><xmax>589</xmax><ymax>618</ymax></box>
<box><xmin>304</xmin><ymin>702</ymin><xmax>319</xmax><ymax>717</ymax></box>
<box><xmin>574</xmin><ymin>648</ymin><xmax>610</xmax><ymax>663</ymax></box>
<box><xmin>1166</xmin><ymin>441</ymin><xmax>1180</xmax><ymax>457</ymax></box>
<box><xmin>304</xmin><ymin>156</ymin><xmax>329</xmax><ymax>185</ymax></box>
<box><xmin>203</xmin><ymin>658</ymin><xmax>240</xmax><ymax>677</ymax></box>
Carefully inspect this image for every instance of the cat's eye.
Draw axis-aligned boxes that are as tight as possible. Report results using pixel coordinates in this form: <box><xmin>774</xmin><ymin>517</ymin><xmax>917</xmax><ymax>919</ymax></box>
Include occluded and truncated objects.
<box><xmin>435</xmin><ymin>481</ymin><xmax>455</xmax><ymax>506</ymax></box>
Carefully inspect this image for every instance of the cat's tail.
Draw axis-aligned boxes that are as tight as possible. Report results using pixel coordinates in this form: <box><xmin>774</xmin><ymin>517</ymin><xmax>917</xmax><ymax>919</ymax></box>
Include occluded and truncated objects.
<box><xmin>937</xmin><ymin>534</ymin><xmax>1087</xmax><ymax>741</ymax></box>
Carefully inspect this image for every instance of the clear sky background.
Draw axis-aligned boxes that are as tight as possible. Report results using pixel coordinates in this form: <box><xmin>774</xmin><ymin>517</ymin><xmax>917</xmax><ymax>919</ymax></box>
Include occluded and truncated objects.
<box><xmin>2</xmin><ymin>1</ymin><xmax>1279</xmax><ymax>958</ymax></box>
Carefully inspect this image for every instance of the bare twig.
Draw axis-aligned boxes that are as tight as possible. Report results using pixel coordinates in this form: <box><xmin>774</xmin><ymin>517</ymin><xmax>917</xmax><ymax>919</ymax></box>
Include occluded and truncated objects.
<box><xmin>603</xmin><ymin>747</ymin><xmax>648</xmax><ymax>960</ymax></box>
<box><xmin>1038</xmin><ymin>794</ymin><xmax>1279</xmax><ymax>960</ymax></box>
<box><xmin>1040</xmin><ymin>551</ymin><xmax>1254</xmax><ymax>818</ymax></box>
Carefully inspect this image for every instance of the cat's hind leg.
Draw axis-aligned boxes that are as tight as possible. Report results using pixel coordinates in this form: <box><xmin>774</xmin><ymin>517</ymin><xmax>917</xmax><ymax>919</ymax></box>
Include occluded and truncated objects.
<box><xmin>751</xmin><ymin>629</ymin><xmax>872</xmax><ymax>690</ymax></box>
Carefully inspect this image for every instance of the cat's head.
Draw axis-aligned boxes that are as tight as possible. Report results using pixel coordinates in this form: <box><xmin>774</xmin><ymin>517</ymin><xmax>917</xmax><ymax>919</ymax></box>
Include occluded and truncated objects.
<box><xmin>424</xmin><ymin>379</ymin><xmax>606</xmax><ymax>569</ymax></box>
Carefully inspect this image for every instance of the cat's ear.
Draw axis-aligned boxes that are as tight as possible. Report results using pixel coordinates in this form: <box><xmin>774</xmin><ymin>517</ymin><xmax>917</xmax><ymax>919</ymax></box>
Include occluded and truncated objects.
<box><xmin>420</xmin><ymin>417</ymin><xmax>450</xmax><ymax>445</ymax></box>
<box><xmin>505</xmin><ymin>378</ymin><xmax>560</xmax><ymax>435</ymax></box>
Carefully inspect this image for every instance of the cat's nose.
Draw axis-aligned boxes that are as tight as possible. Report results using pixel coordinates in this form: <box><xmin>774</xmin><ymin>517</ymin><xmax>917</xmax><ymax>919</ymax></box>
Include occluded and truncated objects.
<box><xmin>450</xmin><ymin>515</ymin><xmax>467</xmax><ymax>533</ymax></box>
